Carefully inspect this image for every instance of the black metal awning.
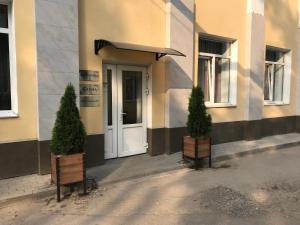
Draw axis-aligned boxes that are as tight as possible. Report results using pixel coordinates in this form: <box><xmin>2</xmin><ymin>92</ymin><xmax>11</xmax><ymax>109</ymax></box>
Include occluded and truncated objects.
<box><xmin>94</xmin><ymin>39</ymin><xmax>186</xmax><ymax>61</ymax></box>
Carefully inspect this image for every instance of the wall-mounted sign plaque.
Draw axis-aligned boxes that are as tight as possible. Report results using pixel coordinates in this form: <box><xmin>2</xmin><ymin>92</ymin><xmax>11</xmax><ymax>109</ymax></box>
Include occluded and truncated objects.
<box><xmin>79</xmin><ymin>70</ymin><xmax>99</xmax><ymax>82</ymax></box>
<box><xmin>80</xmin><ymin>84</ymin><xmax>100</xmax><ymax>95</ymax></box>
<box><xmin>80</xmin><ymin>96</ymin><xmax>100</xmax><ymax>107</ymax></box>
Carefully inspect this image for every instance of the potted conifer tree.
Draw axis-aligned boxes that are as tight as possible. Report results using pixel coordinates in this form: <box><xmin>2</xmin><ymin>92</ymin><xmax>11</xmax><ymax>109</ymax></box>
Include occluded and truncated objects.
<box><xmin>50</xmin><ymin>83</ymin><xmax>87</xmax><ymax>201</ymax></box>
<box><xmin>183</xmin><ymin>86</ymin><xmax>212</xmax><ymax>169</ymax></box>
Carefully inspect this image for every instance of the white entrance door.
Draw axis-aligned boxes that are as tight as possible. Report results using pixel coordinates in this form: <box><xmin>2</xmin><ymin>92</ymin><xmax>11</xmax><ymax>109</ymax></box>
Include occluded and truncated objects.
<box><xmin>104</xmin><ymin>65</ymin><xmax>147</xmax><ymax>159</ymax></box>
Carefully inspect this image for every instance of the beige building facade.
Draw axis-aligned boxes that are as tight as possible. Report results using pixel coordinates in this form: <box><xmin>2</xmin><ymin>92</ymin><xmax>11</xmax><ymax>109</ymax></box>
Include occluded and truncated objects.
<box><xmin>1</xmin><ymin>0</ymin><xmax>300</xmax><ymax>178</ymax></box>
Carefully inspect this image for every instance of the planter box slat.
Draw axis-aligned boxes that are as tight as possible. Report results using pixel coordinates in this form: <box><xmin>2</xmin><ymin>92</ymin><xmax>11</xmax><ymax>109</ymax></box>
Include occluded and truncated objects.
<box><xmin>184</xmin><ymin>142</ymin><xmax>196</xmax><ymax>148</ymax></box>
<box><xmin>60</xmin><ymin>173</ymin><xmax>84</xmax><ymax>185</ymax></box>
<box><xmin>183</xmin><ymin>136</ymin><xmax>212</xmax><ymax>169</ymax></box>
<box><xmin>59</xmin><ymin>154</ymin><xmax>83</xmax><ymax>165</ymax></box>
<box><xmin>60</xmin><ymin>169</ymin><xmax>83</xmax><ymax>176</ymax></box>
<box><xmin>51</xmin><ymin>153</ymin><xmax>87</xmax><ymax>201</ymax></box>
<box><xmin>184</xmin><ymin>147</ymin><xmax>195</xmax><ymax>158</ymax></box>
<box><xmin>60</xmin><ymin>162</ymin><xmax>83</xmax><ymax>169</ymax></box>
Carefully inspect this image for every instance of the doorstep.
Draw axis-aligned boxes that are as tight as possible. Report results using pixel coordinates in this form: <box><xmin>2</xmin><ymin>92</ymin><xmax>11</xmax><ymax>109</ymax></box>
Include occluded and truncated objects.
<box><xmin>1</xmin><ymin>132</ymin><xmax>300</xmax><ymax>204</ymax></box>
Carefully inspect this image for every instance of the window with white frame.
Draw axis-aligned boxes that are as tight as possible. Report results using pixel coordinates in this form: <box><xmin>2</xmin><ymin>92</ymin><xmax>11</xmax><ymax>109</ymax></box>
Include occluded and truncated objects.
<box><xmin>0</xmin><ymin>2</ymin><xmax>16</xmax><ymax>116</ymax></box>
<box><xmin>264</xmin><ymin>47</ymin><xmax>291</xmax><ymax>104</ymax></box>
<box><xmin>198</xmin><ymin>37</ymin><xmax>237</xmax><ymax>106</ymax></box>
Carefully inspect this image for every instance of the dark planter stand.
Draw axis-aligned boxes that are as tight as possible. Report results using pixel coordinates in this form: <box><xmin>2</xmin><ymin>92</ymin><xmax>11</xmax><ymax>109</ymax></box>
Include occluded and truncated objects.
<box><xmin>182</xmin><ymin>136</ymin><xmax>212</xmax><ymax>169</ymax></box>
<box><xmin>51</xmin><ymin>153</ymin><xmax>87</xmax><ymax>202</ymax></box>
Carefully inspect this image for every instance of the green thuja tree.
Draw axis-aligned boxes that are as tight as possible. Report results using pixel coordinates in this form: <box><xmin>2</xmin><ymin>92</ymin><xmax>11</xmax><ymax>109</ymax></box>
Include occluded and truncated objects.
<box><xmin>187</xmin><ymin>86</ymin><xmax>212</xmax><ymax>138</ymax></box>
<box><xmin>50</xmin><ymin>84</ymin><xmax>86</xmax><ymax>155</ymax></box>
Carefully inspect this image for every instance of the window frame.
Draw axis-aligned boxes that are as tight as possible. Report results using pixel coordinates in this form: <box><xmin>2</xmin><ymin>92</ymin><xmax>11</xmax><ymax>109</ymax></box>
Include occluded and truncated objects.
<box><xmin>0</xmin><ymin>1</ymin><xmax>17</xmax><ymax>118</ymax></box>
<box><xmin>264</xmin><ymin>48</ymin><xmax>291</xmax><ymax>106</ymax></box>
<box><xmin>198</xmin><ymin>38</ymin><xmax>238</xmax><ymax>108</ymax></box>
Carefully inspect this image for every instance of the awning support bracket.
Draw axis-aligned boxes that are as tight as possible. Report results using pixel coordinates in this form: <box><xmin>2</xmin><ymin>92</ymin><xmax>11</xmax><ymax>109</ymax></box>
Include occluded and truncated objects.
<box><xmin>95</xmin><ymin>40</ymin><xmax>111</xmax><ymax>55</ymax></box>
<box><xmin>156</xmin><ymin>53</ymin><xmax>167</xmax><ymax>61</ymax></box>
<box><xmin>95</xmin><ymin>40</ymin><xmax>101</xmax><ymax>55</ymax></box>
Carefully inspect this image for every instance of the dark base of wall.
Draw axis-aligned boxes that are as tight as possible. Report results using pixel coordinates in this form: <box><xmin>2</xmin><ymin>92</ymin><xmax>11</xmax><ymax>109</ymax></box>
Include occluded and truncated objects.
<box><xmin>85</xmin><ymin>134</ymin><xmax>105</xmax><ymax>167</ymax></box>
<box><xmin>296</xmin><ymin>116</ymin><xmax>300</xmax><ymax>133</ymax></box>
<box><xmin>212</xmin><ymin>121</ymin><xmax>245</xmax><ymax>144</ymax></box>
<box><xmin>0</xmin><ymin>134</ymin><xmax>104</xmax><ymax>179</ymax></box>
<box><xmin>147</xmin><ymin>116</ymin><xmax>298</xmax><ymax>155</ymax></box>
<box><xmin>0</xmin><ymin>140</ymin><xmax>38</xmax><ymax>179</ymax></box>
<box><xmin>1</xmin><ymin>116</ymin><xmax>298</xmax><ymax>179</ymax></box>
<box><xmin>165</xmin><ymin>127</ymin><xmax>188</xmax><ymax>154</ymax></box>
<box><xmin>147</xmin><ymin>128</ymin><xmax>165</xmax><ymax>156</ymax></box>
<box><xmin>147</xmin><ymin>127</ymin><xmax>188</xmax><ymax>155</ymax></box>
<box><xmin>261</xmin><ymin>116</ymin><xmax>296</xmax><ymax>137</ymax></box>
<box><xmin>37</xmin><ymin>134</ymin><xmax>105</xmax><ymax>174</ymax></box>
<box><xmin>38</xmin><ymin>140</ymin><xmax>51</xmax><ymax>175</ymax></box>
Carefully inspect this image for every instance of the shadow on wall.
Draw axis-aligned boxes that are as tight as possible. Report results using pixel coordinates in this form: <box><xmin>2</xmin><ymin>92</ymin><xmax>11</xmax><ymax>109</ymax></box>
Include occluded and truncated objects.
<box><xmin>265</xmin><ymin>0</ymin><xmax>297</xmax><ymax>49</ymax></box>
<box><xmin>192</xmin><ymin>1</ymin><xmax>299</xmax><ymax>142</ymax></box>
<box><xmin>264</xmin><ymin>0</ymin><xmax>298</xmax><ymax>117</ymax></box>
<box><xmin>194</xmin><ymin>0</ymin><xmax>298</xmax><ymax>120</ymax></box>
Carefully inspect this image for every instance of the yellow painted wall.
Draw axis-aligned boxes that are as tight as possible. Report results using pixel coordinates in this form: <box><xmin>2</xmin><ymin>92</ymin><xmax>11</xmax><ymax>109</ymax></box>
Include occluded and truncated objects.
<box><xmin>1</xmin><ymin>0</ymin><xmax>298</xmax><ymax>144</ymax></box>
<box><xmin>78</xmin><ymin>0</ymin><xmax>167</xmax><ymax>134</ymax></box>
<box><xmin>195</xmin><ymin>0</ymin><xmax>247</xmax><ymax>123</ymax></box>
<box><xmin>264</xmin><ymin>0</ymin><xmax>299</xmax><ymax>118</ymax></box>
<box><xmin>0</xmin><ymin>0</ymin><xmax>37</xmax><ymax>142</ymax></box>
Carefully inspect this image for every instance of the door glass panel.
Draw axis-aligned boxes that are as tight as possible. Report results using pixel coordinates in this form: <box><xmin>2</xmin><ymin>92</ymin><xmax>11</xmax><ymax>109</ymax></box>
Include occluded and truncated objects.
<box><xmin>122</xmin><ymin>71</ymin><xmax>142</xmax><ymax>124</ymax></box>
<box><xmin>0</xmin><ymin>5</ymin><xmax>8</xmax><ymax>28</ymax></box>
<box><xmin>107</xmin><ymin>69</ymin><xmax>112</xmax><ymax>126</ymax></box>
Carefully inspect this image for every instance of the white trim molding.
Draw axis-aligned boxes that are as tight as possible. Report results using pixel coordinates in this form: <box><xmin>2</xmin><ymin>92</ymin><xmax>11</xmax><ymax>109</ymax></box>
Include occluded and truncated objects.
<box><xmin>0</xmin><ymin>110</ymin><xmax>18</xmax><ymax>118</ymax></box>
<box><xmin>0</xmin><ymin>1</ymin><xmax>18</xmax><ymax>118</ymax></box>
<box><xmin>296</xmin><ymin>30</ymin><xmax>300</xmax><ymax>115</ymax></box>
<box><xmin>263</xmin><ymin>49</ymin><xmax>291</xmax><ymax>105</ymax></box>
<box><xmin>198</xmin><ymin>37</ymin><xmax>238</xmax><ymax>108</ymax></box>
<box><xmin>247</xmin><ymin>0</ymin><xmax>265</xmax><ymax>15</ymax></box>
<box><xmin>283</xmin><ymin>51</ymin><xmax>292</xmax><ymax>104</ymax></box>
<box><xmin>229</xmin><ymin>40</ymin><xmax>238</xmax><ymax>106</ymax></box>
<box><xmin>146</xmin><ymin>65</ymin><xmax>153</xmax><ymax>129</ymax></box>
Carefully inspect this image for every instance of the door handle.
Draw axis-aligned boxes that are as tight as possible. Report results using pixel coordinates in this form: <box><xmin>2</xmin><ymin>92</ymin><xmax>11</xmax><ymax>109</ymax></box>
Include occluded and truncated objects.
<box><xmin>120</xmin><ymin>112</ymin><xmax>127</xmax><ymax>121</ymax></box>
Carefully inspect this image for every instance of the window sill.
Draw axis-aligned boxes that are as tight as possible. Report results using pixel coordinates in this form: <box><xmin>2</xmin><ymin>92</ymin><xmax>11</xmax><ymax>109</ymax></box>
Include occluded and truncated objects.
<box><xmin>0</xmin><ymin>111</ymin><xmax>19</xmax><ymax>118</ymax></box>
<box><xmin>205</xmin><ymin>103</ymin><xmax>236</xmax><ymax>108</ymax></box>
<box><xmin>264</xmin><ymin>101</ymin><xmax>289</xmax><ymax>106</ymax></box>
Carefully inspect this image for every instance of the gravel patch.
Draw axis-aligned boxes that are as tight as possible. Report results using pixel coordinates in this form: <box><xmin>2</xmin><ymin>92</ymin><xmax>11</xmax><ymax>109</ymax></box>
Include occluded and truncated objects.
<box><xmin>201</xmin><ymin>186</ymin><xmax>266</xmax><ymax>218</ymax></box>
<box><xmin>262</xmin><ymin>181</ymin><xmax>300</xmax><ymax>193</ymax></box>
<box><xmin>260</xmin><ymin>181</ymin><xmax>300</xmax><ymax>217</ymax></box>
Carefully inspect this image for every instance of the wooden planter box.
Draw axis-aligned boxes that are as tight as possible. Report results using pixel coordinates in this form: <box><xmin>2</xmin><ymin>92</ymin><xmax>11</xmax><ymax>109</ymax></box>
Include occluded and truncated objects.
<box><xmin>182</xmin><ymin>136</ymin><xmax>212</xmax><ymax>169</ymax></box>
<box><xmin>51</xmin><ymin>153</ymin><xmax>87</xmax><ymax>201</ymax></box>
